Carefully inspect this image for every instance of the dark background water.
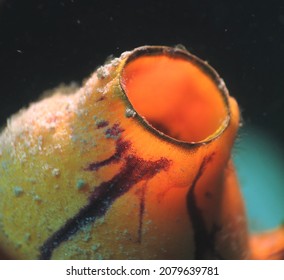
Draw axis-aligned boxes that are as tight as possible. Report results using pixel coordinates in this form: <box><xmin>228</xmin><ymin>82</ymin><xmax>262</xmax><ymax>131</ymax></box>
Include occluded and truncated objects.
<box><xmin>0</xmin><ymin>0</ymin><xmax>283</xmax><ymax>141</ymax></box>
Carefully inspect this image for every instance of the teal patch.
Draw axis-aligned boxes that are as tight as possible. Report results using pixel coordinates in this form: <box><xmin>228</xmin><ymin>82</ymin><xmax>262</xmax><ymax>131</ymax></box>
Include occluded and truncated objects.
<box><xmin>13</xmin><ymin>186</ymin><xmax>24</xmax><ymax>197</ymax></box>
<box><xmin>76</xmin><ymin>179</ymin><xmax>86</xmax><ymax>190</ymax></box>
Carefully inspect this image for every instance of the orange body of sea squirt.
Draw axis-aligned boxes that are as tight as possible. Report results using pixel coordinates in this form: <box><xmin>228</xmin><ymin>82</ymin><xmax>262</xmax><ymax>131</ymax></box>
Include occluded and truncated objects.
<box><xmin>0</xmin><ymin>46</ymin><xmax>283</xmax><ymax>259</ymax></box>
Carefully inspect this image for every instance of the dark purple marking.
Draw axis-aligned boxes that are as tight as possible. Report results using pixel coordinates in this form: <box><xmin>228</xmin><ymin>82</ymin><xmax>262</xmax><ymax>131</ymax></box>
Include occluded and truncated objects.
<box><xmin>268</xmin><ymin>249</ymin><xmax>284</xmax><ymax>260</ymax></box>
<box><xmin>137</xmin><ymin>184</ymin><xmax>146</xmax><ymax>243</ymax></box>
<box><xmin>85</xmin><ymin>139</ymin><xmax>130</xmax><ymax>171</ymax></box>
<box><xmin>39</xmin><ymin>139</ymin><xmax>171</xmax><ymax>260</ymax></box>
<box><xmin>96</xmin><ymin>96</ymin><xmax>105</xmax><ymax>102</ymax></box>
<box><xmin>204</xmin><ymin>191</ymin><xmax>213</xmax><ymax>199</ymax></box>
<box><xmin>148</xmin><ymin>119</ymin><xmax>170</xmax><ymax>136</ymax></box>
<box><xmin>105</xmin><ymin>123</ymin><xmax>124</xmax><ymax>139</ymax></box>
<box><xmin>96</xmin><ymin>120</ymin><xmax>109</xmax><ymax>129</ymax></box>
<box><xmin>186</xmin><ymin>154</ymin><xmax>224</xmax><ymax>259</ymax></box>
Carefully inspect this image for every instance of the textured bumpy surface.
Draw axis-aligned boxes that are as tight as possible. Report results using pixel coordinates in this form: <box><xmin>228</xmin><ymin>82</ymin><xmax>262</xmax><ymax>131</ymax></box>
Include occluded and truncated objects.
<box><xmin>0</xmin><ymin>46</ymin><xmax>282</xmax><ymax>260</ymax></box>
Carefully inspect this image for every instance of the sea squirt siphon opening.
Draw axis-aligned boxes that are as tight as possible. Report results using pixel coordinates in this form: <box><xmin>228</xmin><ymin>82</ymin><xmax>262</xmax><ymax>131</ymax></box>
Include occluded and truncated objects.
<box><xmin>120</xmin><ymin>46</ymin><xmax>230</xmax><ymax>144</ymax></box>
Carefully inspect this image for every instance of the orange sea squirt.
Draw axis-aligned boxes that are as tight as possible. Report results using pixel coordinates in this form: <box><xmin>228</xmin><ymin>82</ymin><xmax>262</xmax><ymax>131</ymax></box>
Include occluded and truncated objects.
<box><xmin>121</xmin><ymin>54</ymin><xmax>228</xmax><ymax>143</ymax></box>
<box><xmin>0</xmin><ymin>46</ymin><xmax>283</xmax><ymax>260</ymax></box>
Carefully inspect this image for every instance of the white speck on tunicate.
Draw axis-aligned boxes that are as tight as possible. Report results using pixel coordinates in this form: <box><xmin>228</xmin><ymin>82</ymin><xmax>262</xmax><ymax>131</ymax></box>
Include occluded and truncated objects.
<box><xmin>33</xmin><ymin>194</ymin><xmax>41</xmax><ymax>201</ymax></box>
<box><xmin>85</xmin><ymin>86</ymin><xmax>93</xmax><ymax>96</ymax></box>
<box><xmin>38</xmin><ymin>135</ymin><xmax>43</xmax><ymax>151</ymax></box>
<box><xmin>96</xmin><ymin>87</ymin><xmax>105</xmax><ymax>94</ymax></box>
<box><xmin>97</xmin><ymin>66</ymin><xmax>110</xmax><ymax>79</ymax></box>
<box><xmin>52</xmin><ymin>168</ymin><xmax>60</xmax><ymax>177</ymax></box>
<box><xmin>79</xmin><ymin>94</ymin><xmax>87</xmax><ymax>105</ymax></box>
<box><xmin>174</xmin><ymin>44</ymin><xmax>187</xmax><ymax>51</ymax></box>
<box><xmin>125</xmin><ymin>108</ymin><xmax>136</xmax><ymax>118</ymax></box>
<box><xmin>110</xmin><ymin>57</ymin><xmax>120</xmax><ymax>67</ymax></box>
<box><xmin>25</xmin><ymin>140</ymin><xmax>31</xmax><ymax>148</ymax></box>
<box><xmin>54</xmin><ymin>144</ymin><xmax>62</xmax><ymax>150</ymax></box>
<box><xmin>218</xmin><ymin>78</ymin><xmax>226</xmax><ymax>91</ymax></box>
<box><xmin>29</xmin><ymin>146</ymin><xmax>37</xmax><ymax>155</ymax></box>
<box><xmin>43</xmin><ymin>163</ymin><xmax>50</xmax><ymax>170</ymax></box>
<box><xmin>120</xmin><ymin>51</ymin><xmax>131</xmax><ymax>59</ymax></box>
<box><xmin>19</xmin><ymin>152</ymin><xmax>27</xmax><ymax>163</ymax></box>
<box><xmin>76</xmin><ymin>108</ymin><xmax>87</xmax><ymax>117</ymax></box>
